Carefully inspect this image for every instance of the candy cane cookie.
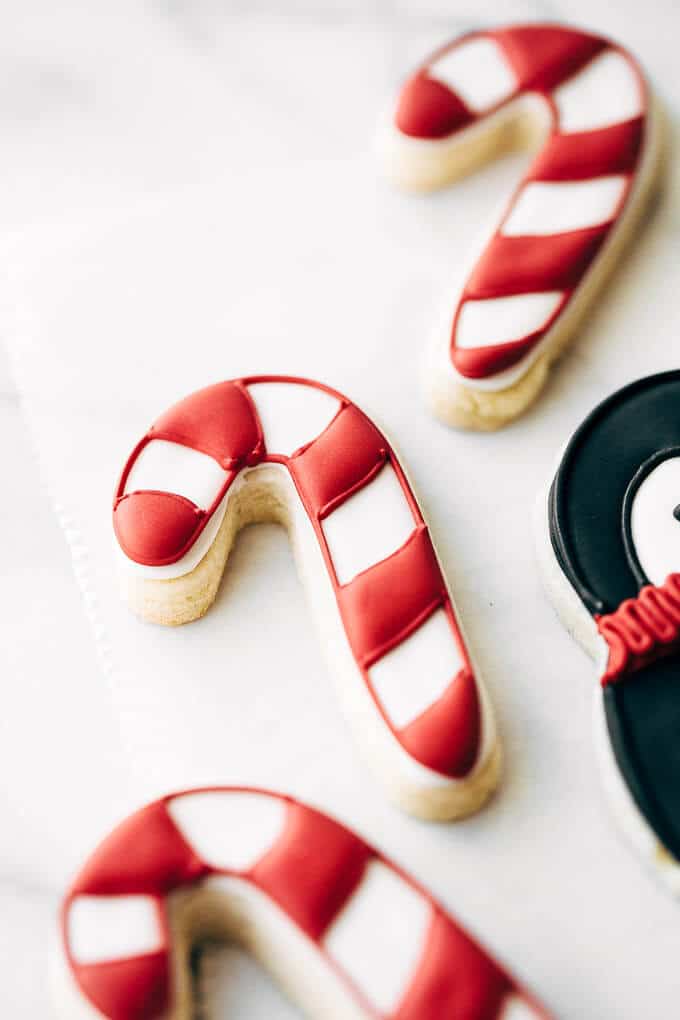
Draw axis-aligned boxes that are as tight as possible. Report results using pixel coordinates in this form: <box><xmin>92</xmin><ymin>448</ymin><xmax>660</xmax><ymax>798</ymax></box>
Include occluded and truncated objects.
<box><xmin>379</xmin><ymin>23</ymin><xmax>662</xmax><ymax>430</ymax></box>
<box><xmin>53</xmin><ymin>786</ymin><xmax>550</xmax><ymax>1020</ymax></box>
<box><xmin>113</xmin><ymin>376</ymin><xmax>499</xmax><ymax>821</ymax></box>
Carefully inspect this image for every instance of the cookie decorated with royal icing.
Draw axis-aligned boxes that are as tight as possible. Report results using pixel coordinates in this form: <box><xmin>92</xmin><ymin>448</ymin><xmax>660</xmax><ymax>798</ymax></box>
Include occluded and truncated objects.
<box><xmin>113</xmin><ymin>376</ymin><xmax>499</xmax><ymax>821</ymax></box>
<box><xmin>379</xmin><ymin>23</ymin><xmax>662</xmax><ymax>430</ymax></box>
<box><xmin>537</xmin><ymin>371</ymin><xmax>680</xmax><ymax>893</ymax></box>
<box><xmin>52</xmin><ymin>786</ymin><xmax>550</xmax><ymax>1020</ymax></box>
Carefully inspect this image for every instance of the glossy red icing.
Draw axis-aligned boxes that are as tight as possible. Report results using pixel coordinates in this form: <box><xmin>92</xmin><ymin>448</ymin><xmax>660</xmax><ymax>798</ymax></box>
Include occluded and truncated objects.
<box><xmin>337</xmin><ymin>525</ymin><xmax>445</xmax><ymax>668</ymax></box>
<box><xmin>63</xmin><ymin>801</ymin><xmax>205</xmax><ymax>1018</ymax></box>
<box><xmin>113</xmin><ymin>490</ymin><xmax>207</xmax><ymax>566</ymax></box>
<box><xmin>392</xmin><ymin>24</ymin><xmax>648</xmax><ymax>380</ymax></box>
<box><xmin>289</xmin><ymin>403</ymin><xmax>387</xmax><ymax>519</ymax></box>
<box><xmin>112</xmin><ymin>376</ymin><xmax>484</xmax><ymax>781</ymax></box>
<box><xmin>395</xmin><ymin>73</ymin><xmax>473</xmax><ymax>139</ymax></box>
<box><xmin>494</xmin><ymin>25</ymin><xmax>605</xmax><ymax>91</ymax></box>
<box><xmin>528</xmin><ymin>118</ymin><xmax>644</xmax><ymax>181</ymax></box>
<box><xmin>395</xmin><ymin>911</ymin><xmax>511</xmax><ymax>1020</ymax></box>
<box><xmin>69</xmin><ymin>799</ymin><xmax>207</xmax><ymax>897</ymax></box>
<box><xmin>151</xmin><ymin>380</ymin><xmax>263</xmax><ymax>469</ymax></box>
<box><xmin>465</xmin><ymin>228</ymin><xmax>608</xmax><ymax>297</ymax></box>
<box><xmin>251</xmin><ymin>803</ymin><xmax>370</xmax><ymax>940</ymax></box>
<box><xmin>452</xmin><ymin>333</ymin><xmax>553</xmax><ymax>381</ymax></box>
<box><xmin>70</xmin><ymin>952</ymin><xmax>170</xmax><ymax>1020</ymax></box>
<box><xmin>113</xmin><ymin>379</ymin><xmax>265</xmax><ymax>565</ymax></box>
<box><xmin>399</xmin><ymin>665</ymin><xmax>481</xmax><ymax>777</ymax></box>
<box><xmin>62</xmin><ymin>788</ymin><xmax>549</xmax><ymax>1020</ymax></box>
<box><xmin>597</xmin><ymin>574</ymin><xmax>680</xmax><ymax>685</ymax></box>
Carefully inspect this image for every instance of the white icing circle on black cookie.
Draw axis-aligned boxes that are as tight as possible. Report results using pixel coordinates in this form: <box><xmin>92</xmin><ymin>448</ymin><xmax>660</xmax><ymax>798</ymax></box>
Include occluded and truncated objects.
<box><xmin>629</xmin><ymin>455</ymin><xmax>680</xmax><ymax>585</ymax></box>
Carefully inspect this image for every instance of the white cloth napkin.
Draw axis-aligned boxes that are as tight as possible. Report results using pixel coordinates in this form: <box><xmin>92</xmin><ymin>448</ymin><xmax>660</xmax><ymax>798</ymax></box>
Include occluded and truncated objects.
<box><xmin>5</xmin><ymin>174</ymin><xmax>680</xmax><ymax>1015</ymax></box>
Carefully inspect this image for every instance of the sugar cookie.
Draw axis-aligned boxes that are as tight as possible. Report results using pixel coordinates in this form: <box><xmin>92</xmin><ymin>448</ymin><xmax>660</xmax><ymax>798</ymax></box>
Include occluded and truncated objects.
<box><xmin>379</xmin><ymin>23</ymin><xmax>662</xmax><ymax>429</ymax></box>
<box><xmin>53</xmin><ymin>787</ymin><xmax>550</xmax><ymax>1020</ymax></box>
<box><xmin>113</xmin><ymin>376</ymin><xmax>499</xmax><ymax>821</ymax></box>
<box><xmin>536</xmin><ymin>371</ymin><xmax>680</xmax><ymax>893</ymax></box>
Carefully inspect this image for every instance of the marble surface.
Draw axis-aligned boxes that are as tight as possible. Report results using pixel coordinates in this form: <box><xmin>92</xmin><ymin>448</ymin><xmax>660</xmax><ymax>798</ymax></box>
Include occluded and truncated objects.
<box><xmin>1</xmin><ymin>2</ymin><xmax>679</xmax><ymax>1017</ymax></box>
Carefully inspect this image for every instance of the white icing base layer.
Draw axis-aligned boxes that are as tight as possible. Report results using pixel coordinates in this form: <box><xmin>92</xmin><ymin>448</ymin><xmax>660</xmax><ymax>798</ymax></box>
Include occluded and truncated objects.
<box><xmin>455</xmin><ymin>291</ymin><xmax>563</xmax><ymax>350</ymax></box>
<box><xmin>500</xmin><ymin>998</ymin><xmax>546</xmax><ymax>1020</ymax></box>
<box><xmin>125</xmin><ymin>439</ymin><xmax>229</xmax><ymax>508</ymax></box>
<box><xmin>533</xmin><ymin>473</ymin><xmax>680</xmax><ymax>896</ymax></box>
<box><xmin>429</xmin><ymin>37</ymin><xmax>515</xmax><ymax>112</ymax></box>
<box><xmin>247</xmin><ymin>382</ymin><xmax>341</xmax><ymax>458</ymax></box>
<box><xmin>501</xmin><ymin>177</ymin><xmax>627</xmax><ymax>237</ymax></box>
<box><xmin>553</xmin><ymin>50</ymin><xmax>643</xmax><ymax>132</ymax></box>
<box><xmin>320</xmin><ymin>463</ymin><xmax>417</xmax><ymax>585</ymax></box>
<box><xmin>118</xmin><ymin>456</ymin><xmax>499</xmax><ymax>822</ymax></box>
<box><xmin>167</xmin><ymin>790</ymin><xmax>287</xmax><ymax>872</ymax></box>
<box><xmin>323</xmin><ymin>860</ymin><xmax>430</xmax><ymax>1014</ymax></box>
<box><xmin>67</xmin><ymin>895</ymin><xmax>162</xmax><ymax>965</ymax></box>
<box><xmin>369</xmin><ymin>607</ymin><xmax>464</xmax><ymax>729</ymax></box>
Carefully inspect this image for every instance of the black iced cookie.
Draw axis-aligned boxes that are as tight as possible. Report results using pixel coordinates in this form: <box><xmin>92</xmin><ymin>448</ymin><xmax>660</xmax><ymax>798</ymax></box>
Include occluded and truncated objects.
<box><xmin>544</xmin><ymin>370</ymin><xmax>680</xmax><ymax>885</ymax></box>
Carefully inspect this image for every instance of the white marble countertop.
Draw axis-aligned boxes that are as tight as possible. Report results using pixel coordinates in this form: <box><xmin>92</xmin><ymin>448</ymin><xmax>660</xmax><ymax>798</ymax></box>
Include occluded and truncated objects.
<box><xmin>1</xmin><ymin>2</ymin><xmax>679</xmax><ymax>1016</ymax></box>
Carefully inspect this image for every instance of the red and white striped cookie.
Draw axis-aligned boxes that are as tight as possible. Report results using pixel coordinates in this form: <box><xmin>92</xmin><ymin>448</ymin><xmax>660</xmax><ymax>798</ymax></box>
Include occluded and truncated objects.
<box><xmin>53</xmin><ymin>787</ymin><xmax>550</xmax><ymax>1020</ymax></box>
<box><xmin>113</xmin><ymin>376</ymin><xmax>498</xmax><ymax>821</ymax></box>
<box><xmin>379</xmin><ymin>23</ymin><xmax>662</xmax><ymax>430</ymax></box>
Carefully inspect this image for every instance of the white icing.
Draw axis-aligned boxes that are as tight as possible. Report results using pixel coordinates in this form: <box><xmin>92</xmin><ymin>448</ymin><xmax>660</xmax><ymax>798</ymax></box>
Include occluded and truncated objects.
<box><xmin>500</xmin><ymin>996</ymin><xmax>545</xmax><ymax>1020</ymax></box>
<box><xmin>67</xmin><ymin>894</ymin><xmax>162</xmax><ymax>964</ymax></box>
<box><xmin>167</xmin><ymin>791</ymin><xmax>286</xmax><ymax>871</ymax></box>
<box><xmin>321</xmin><ymin>464</ymin><xmax>417</xmax><ymax>586</ymax></box>
<box><xmin>429</xmin><ymin>37</ymin><xmax>516</xmax><ymax>112</ymax></box>
<box><xmin>455</xmin><ymin>291</ymin><xmax>563</xmax><ymax>349</ymax></box>
<box><xmin>502</xmin><ymin>176</ymin><xmax>627</xmax><ymax>236</ymax></box>
<box><xmin>369</xmin><ymin>608</ymin><xmax>462</xmax><ymax>729</ymax></box>
<box><xmin>124</xmin><ymin>438</ymin><xmax>228</xmax><ymax>508</ymax></box>
<box><xmin>553</xmin><ymin>50</ymin><xmax>643</xmax><ymax>133</ymax></box>
<box><xmin>247</xmin><ymin>381</ymin><xmax>340</xmax><ymax>457</ymax></box>
<box><xmin>323</xmin><ymin>860</ymin><xmax>430</xmax><ymax>1013</ymax></box>
<box><xmin>629</xmin><ymin>456</ymin><xmax>680</xmax><ymax>586</ymax></box>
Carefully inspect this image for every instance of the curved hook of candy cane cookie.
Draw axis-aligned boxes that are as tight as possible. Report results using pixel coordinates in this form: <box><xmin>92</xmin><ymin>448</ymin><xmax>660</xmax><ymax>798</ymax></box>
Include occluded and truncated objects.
<box><xmin>112</xmin><ymin>377</ymin><xmax>499</xmax><ymax>822</ymax></box>
<box><xmin>52</xmin><ymin>787</ymin><xmax>551</xmax><ymax>1020</ymax></box>
<box><xmin>378</xmin><ymin>23</ymin><xmax>663</xmax><ymax>431</ymax></box>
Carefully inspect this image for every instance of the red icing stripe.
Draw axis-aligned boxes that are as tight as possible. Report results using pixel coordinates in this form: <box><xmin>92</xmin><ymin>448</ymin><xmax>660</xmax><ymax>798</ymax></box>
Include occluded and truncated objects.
<box><xmin>113</xmin><ymin>490</ymin><xmax>209</xmax><ymax>567</ymax></box>
<box><xmin>69</xmin><ymin>799</ymin><xmax>207</xmax><ymax>897</ymax></box>
<box><xmin>289</xmin><ymin>403</ymin><xmax>387</xmax><ymax>519</ymax></box>
<box><xmin>398</xmin><ymin>665</ymin><xmax>481</xmax><ymax>777</ymax></box>
<box><xmin>452</xmin><ymin>334</ymin><xmax>547</xmax><ymax>380</ymax></box>
<box><xmin>151</xmin><ymin>380</ymin><xmax>263</xmax><ymax>469</ymax></box>
<box><xmin>527</xmin><ymin>118</ymin><xmax>644</xmax><ymax>181</ymax></box>
<box><xmin>337</xmin><ymin>526</ymin><xmax>446</xmax><ymax>668</ymax></box>
<box><xmin>394</xmin><ymin>911</ymin><xmax>511</xmax><ymax>1020</ymax></box>
<box><xmin>395</xmin><ymin>72</ymin><xmax>474</xmax><ymax>139</ymax></box>
<box><xmin>70</xmin><ymin>953</ymin><xmax>170</xmax><ymax>1020</ymax></box>
<box><xmin>493</xmin><ymin>25</ymin><xmax>606</xmax><ymax>92</ymax></box>
<box><xmin>251</xmin><ymin>802</ymin><xmax>370</xmax><ymax>940</ymax></box>
<box><xmin>464</xmin><ymin>228</ymin><xmax>608</xmax><ymax>298</ymax></box>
